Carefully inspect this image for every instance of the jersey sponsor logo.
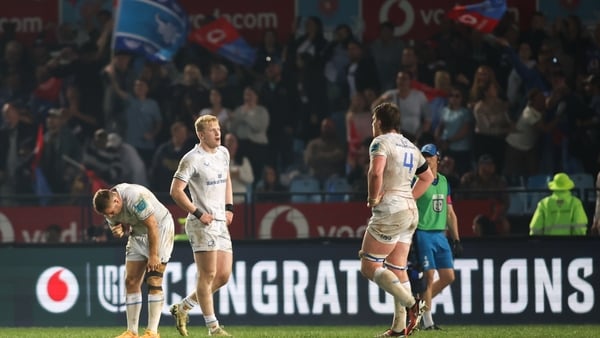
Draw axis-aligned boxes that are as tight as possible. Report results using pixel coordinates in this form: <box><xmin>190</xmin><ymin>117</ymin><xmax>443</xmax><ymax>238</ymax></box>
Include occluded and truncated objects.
<box><xmin>36</xmin><ymin>266</ymin><xmax>79</xmax><ymax>313</ymax></box>
<box><xmin>432</xmin><ymin>193</ymin><xmax>444</xmax><ymax>213</ymax></box>
<box><xmin>369</xmin><ymin>142</ymin><xmax>380</xmax><ymax>153</ymax></box>
<box><xmin>134</xmin><ymin>198</ymin><xmax>147</xmax><ymax>213</ymax></box>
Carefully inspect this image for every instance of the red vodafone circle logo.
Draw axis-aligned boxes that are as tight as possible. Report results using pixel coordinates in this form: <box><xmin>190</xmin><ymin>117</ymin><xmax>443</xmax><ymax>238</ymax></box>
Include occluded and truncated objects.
<box><xmin>36</xmin><ymin>267</ymin><xmax>79</xmax><ymax>313</ymax></box>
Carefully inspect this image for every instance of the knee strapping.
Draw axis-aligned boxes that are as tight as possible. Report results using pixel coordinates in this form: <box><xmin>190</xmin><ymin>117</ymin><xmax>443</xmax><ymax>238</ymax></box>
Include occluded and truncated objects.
<box><xmin>384</xmin><ymin>261</ymin><xmax>407</xmax><ymax>271</ymax></box>
<box><xmin>358</xmin><ymin>250</ymin><xmax>386</xmax><ymax>263</ymax></box>
<box><xmin>145</xmin><ymin>270</ymin><xmax>164</xmax><ymax>291</ymax></box>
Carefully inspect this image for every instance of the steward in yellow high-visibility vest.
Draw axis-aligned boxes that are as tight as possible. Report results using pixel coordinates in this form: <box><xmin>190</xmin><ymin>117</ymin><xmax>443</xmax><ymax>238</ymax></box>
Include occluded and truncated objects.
<box><xmin>529</xmin><ymin>173</ymin><xmax>588</xmax><ymax>236</ymax></box>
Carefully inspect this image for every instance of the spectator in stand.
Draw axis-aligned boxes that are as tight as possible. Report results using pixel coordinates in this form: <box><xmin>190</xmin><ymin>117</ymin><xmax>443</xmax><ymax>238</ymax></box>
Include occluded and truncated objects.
<box><xmin>106</xmin><ymin>71</ymin><xmax>162</xmax><ymax>168</ymax></box>
<box><xmin>521</xmin><ymin>12</ymin><xmax>550</xmax><ymax>59</ymax></box>
<box><xmin>343</xmin><ymin>39</ymin><xmax>380</xmax><ymax>103</ymax></box>
<box><xmin>199</xmin><ymin>89</ymin><xmax>231</xmax><ymax>133</ymax></box>
<box><xmin>81</xmin><ymin>128</ymin><xmax>122</xmax><ymax>186</ymax></box>
<box><xmin>106</xmin><ymin>133</ymin><xmax>149</xmax><ymax>187</ymax></box>
<box><xmin>346</xmin><ymin>92</ymin><xmax>372</xmax><ymax>170</ymax></box>
<box><xmin>371</xmin><ymin>70</ymin><xmax>431</xmax><ymax>142</ymax></box>
<box><xmin>304</xmin><ymin>117</ymin><xmax>346</xmax><ymax>183</ymax></box>
<box><xmin>0</xmin><ymin>102</ymin><xmax>36</xmax><ymax>205</ymax></box>
<box><xmin>60</xmin><ymin>83</ymin><xmax>100</xmax><ymax>143</ymax></box>
<box><xmin>258</xmin><ymin>56</ymin><xmax>297</xmax><ymax>171</ymax></box>
<box><xmin>428</xmin><ymin>70</ymin><xmax>452</xmax><ymax>133</ymax></box>
<box><xmin>39</xmin><ymin>108</ymin><xmax>82</xmax><ymax>194</ymax></box>
<box><xmin>255</xmin><ymin>164</ymin><xmax>288</xmax><ymax>203</ymax></box>
<box><xmin>168</xmin><ymin>63</ymin><xmax>209</xmax><ymax>129</ymax></box>
<box><xmin>435</xmin><ymin>86</ymin><xmax>473</xmax><ymax>176</ymax></box>
<box><xmin>472</xmin><ymin>214</ymin><xmax>497</xmax><ymax>237</ymax></box>
<box><xmin>224</xmin><ymin>133</ymin><xmax>254</xmax><ymax>204</ymax></box>
<box><xmin>529</xmin><ymin>172</ymin><xmax>588</xmax><ymax>236</ymax></box>
<box><xmin>287</xmin><ymin>16</ymin><xmax>329</xmax><ymax>143</ymax></box>
<box><xmin>150</xmin><ymin>121</ymin><xmax>194</xmax><ymax>193</ymax></box>
<box><xmin>0</xmin><ymin>40</ymin><xmax>34</xmax><ymax>93</ymax></box>
<box><xmin>253</xmin><ymin>29</ymin><xmax>283</xmax><ymax>75</ymax></box>
<box><xmin>504</xmin><ymin>88</ymin><xmax>559</xmax><ymax>178</ymax></box>
<box><xmin>101</xmin><ymin>52</ymin><xmax>136</xmax><ymax>135</ymax></box>
<box><xmin>347</xmin><ymin>137</ymin><xmax>370</xmax><ymax>201</ymax></box>
<box><xmin>230</xmin><ymin>86</ymin><xmax>269</xmax><ymax>179</ymax></box>
<box><xmin>370</xmin><ymin>21</ymin><xmax>404</xmax><ymax>92</ymax></box>
<box><xmin>467</xmin><ymin>65</ymin><xmax>499</xmax><ymax>108</ymax></box>
<box><xmin>46</xmin><ymin>41</ymin><xmax>106</xmax><ymax>138</ymax></box>
<box><xmin>401</xmin><ymin>46</ymin><xmax>434</xmax><ymax>86</ymax></box>
<box><xmin>459</xmin><ymin>154</ymin><xmax>511</xmax><ymax>236</ymax></box>
<box><xmin>506</xmin><ymin>42</ymin><xmax>536</xmax><ymax>116</ymax></box>
<box><xmin>438</xmin><ymin>154</ymin><xmax>461</xmax><ymax>193</ymax></box>
<box><xmin>472</xmin><ymin>81</ymin><xmax>513</xmax><ymax>172</ymax></box>
<box><xmin>323</xmin><ymin>24</ymin><xmax>354</xmax><ymax>110</ymax></box>
<box><xmin>209</xmin><ymin>63</ymin><xmax>242</xmax><ymax>110</ymax></box>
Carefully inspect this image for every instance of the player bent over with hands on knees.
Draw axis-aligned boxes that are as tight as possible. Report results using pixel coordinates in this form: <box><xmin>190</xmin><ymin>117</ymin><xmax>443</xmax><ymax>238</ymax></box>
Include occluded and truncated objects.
<box><xmin>169</xmin><ymin>115</ymin><xmax>234</xmax><ymax>337</ymax></box>
<box><xmin>93</xmin><ymin>183</ymin><xmax>175</xmax><ymax>338</ymax></box>
<box><xmin>359</xmin><ymin>103</ymin><xmax>434</xmax><ymax>337</ymax></box>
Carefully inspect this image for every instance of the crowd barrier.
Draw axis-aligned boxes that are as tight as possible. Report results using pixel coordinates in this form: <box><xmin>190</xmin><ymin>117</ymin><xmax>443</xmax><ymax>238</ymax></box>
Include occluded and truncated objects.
<box><xmin>0</xmin><ymin>188</ymin><xmax>597</xmax><ymax>244</ymax></box>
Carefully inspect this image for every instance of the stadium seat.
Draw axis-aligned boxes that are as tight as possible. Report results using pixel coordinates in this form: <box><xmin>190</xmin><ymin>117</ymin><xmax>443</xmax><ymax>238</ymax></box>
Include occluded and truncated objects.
<box><xmin>569</xmin><ymin>173</ymin><xmax>595</xmax><ymax>202</ymax></box>
<box><xmin>324</xmin><ymin>176</ymin><xmax>353</xmax><ymax>202</ymax></box>
<box><xmin>506</xmin><ymin>187</ymin><xmax>528</xmax><ymax>216</ymax></box>
<box><xmin>289</xmin><ymin>175</ymin><xmax>322</xmax><ymax>203</ymax></box>
<box><xmin>524</xmin><ymin>175</ymin><xmax>551</xmax><ymax>214</ymax></box>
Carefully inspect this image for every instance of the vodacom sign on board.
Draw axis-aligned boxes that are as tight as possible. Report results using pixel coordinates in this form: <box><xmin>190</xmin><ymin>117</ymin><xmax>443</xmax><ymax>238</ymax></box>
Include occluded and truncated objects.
<box><xmin>253</xmin><ymin>203</ymin><xmax>370</xmax><ymax>239</ymax></box>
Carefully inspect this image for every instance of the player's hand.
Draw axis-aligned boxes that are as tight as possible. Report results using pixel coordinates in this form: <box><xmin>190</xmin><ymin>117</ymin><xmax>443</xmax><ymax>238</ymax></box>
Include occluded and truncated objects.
<box><xmin>110</xmin><ymin>224</ymin><xmax>124</xmax><ymax>238</ymax></box>
<box><xmin>147</xmin><ymin>255</ymin><xmax>161</xmax><ymax>272</ymax></box>
<box><xmin>225</xmin><ymin>210</ymin><xmax>233</xmax><ymax>225</ymax></box>
<box><xmin>451</xmin><ymin>239</ymin><xmax>463</xmax><ymax>258</ymax></box>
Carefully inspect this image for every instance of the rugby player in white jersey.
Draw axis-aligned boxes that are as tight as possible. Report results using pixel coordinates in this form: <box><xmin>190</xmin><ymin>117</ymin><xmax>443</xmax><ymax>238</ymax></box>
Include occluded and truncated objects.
<box><xmin>359</xmin><ymin>102</ymin><xmax>434</xmax><ymax>337</ymax></box>
<box><xmin>169</xmin><ymin>115</ymin><xmax>234</xmax><ymax>337</ymax></box>
<box><xmin>93</xmin><ymin>183</ymin><xmax>176</xmax><ymax>338</ymax></box>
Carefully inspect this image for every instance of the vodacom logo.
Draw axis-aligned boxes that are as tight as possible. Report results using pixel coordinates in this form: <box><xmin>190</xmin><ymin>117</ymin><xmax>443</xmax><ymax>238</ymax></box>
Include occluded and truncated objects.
<box><xmin>259</xmin><ymin>206</ymin><xmax>309</xmax><ymax>239</ymax></box>
<box><xmin>0</xmin><ymin>212</ymin><xmax>14</xmax><ymax>243</ymax></box>
<box><xmin>379</xmin><ymin>0</ymin><xmax>414</xmax><ymax>37</ymax></box>
<box><xmin>36</xmin><ymin>266</ymin><xmax>79</xmax><ymax>313</ymax></box>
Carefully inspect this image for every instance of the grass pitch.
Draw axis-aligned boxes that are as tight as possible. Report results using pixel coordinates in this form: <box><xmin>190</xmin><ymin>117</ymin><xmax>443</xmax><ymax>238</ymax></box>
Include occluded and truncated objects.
<box><xmin>0</xmin><ymin>325</ymin><xmax>598</xmax><ymax>337</ymax></box>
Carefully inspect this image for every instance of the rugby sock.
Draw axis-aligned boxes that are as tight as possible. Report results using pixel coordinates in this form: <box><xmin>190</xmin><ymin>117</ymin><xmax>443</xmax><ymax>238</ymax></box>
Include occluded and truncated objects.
<box><xmin>373</xmin><ymin>268</ymin><xmax>415</xmax><ymax>306</ymax></box>
<box><xmin>391</xmin><ymin>281</ymin><xmax>411</xmax><ymax>332</ymax></box>
<box><xmin>423</xmin><ymin>310</ymin><xmax>434</xmax><ymax>328</ymax></box>
<box><xmin>181</xmin><ymin>295</ymin><xmax>197</xmax><ymax>312</ymax></box>
<box><xmin>126</xmin><ymin>293</ymin><xmax>142</xmax><ymax>334</ymax></box>
<box><xmin>204</xmin><ymin>314</ymin><xmax>218</xmax><ymax>329</ymax></box>
<box><xmin>147</xmin><ymin>293</ymin><xmax>164</xmax><ymax>333</ymax></box>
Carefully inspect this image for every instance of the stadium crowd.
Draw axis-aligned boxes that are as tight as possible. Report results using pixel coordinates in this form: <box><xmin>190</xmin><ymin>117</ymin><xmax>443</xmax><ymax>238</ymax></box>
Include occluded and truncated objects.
<box><xmin>0</xmin><ymin>9</ymin><xmax>599</xmax><ymax>222</ymax></box>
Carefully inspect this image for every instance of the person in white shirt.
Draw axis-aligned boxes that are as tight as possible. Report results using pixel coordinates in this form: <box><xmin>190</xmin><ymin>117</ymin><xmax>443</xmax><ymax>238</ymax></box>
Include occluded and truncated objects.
<box><xmin>92</xmin><ymin>183</ymin><xmax>175</xmax><ymax>338</ymax></box>
<box><xmin>360</xmin><ymin>102</ymin><xmax>434</xmax><ymax>337</ymax></box>
<box><xmin>168</xmin><ymin>115</ymin><xmax>233</xmax><ymax>337</ymax></box>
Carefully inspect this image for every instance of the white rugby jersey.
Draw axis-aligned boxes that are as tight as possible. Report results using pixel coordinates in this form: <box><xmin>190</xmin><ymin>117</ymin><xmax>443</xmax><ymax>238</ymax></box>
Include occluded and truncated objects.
<box><xmin>369</xmin><ymin>133</ymin><xmax>426</xmax><ymax>214</ymax></box>
<box><xmin>106</xmin><ymin>183</ymin><xmax>171</xmax><ymax>235</ymax></box>
<box><xmin>173</xmin><ymin>144</ymin><xmax>230</xmax><ymax>221</ymax></box>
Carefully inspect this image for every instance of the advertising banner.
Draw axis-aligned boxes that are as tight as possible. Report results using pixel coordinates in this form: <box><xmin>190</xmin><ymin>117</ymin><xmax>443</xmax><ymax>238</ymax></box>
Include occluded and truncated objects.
<box><xmin>0</xmin><ymin>0</ymin><xmax>58</xmax><ymax>44</ymax></box>
<box><xmin>0</xmin><ymin>200</ymin><xmax>492</xmax><ymax>243</ymax></box>
<box><xmin>361</xmin><ymin>0</ymin><xmax>536</xmax><ymax>43</ymax></box>
<box><xmin>0</xmin><ymin>237</ymin><xmax>597</xmax><ymax>327</ymax></box>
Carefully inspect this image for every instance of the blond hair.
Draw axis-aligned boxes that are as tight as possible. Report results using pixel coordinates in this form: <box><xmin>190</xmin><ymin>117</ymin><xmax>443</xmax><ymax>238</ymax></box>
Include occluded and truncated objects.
<box><xmin>194</xmin><ymin>114</ymin><xmax>218</xmax><ymax>132</ymax></box>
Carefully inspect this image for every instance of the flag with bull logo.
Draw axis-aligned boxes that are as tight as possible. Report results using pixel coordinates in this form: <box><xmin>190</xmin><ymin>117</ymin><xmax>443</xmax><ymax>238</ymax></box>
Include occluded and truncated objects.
<box><xmin>447</xmin><ymin>0</ymin><xmax>507</xmax><ymax>34</ymax></box>
<box><xmin>189</xmin><ymin>17</ymin><xmax>256</xmax><ymax>67</ymax></box>
<box><xmin>113</xmin><ymin>0</ymin><xmax>188</xmax><ymax>62</ymax></box>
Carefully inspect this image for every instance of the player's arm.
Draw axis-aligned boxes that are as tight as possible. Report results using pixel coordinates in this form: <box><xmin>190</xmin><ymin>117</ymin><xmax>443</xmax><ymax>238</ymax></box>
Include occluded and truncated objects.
<box><xmin>225</xmin><ymin>171</ymin><xmax>234</xmax><ymax>225</ymax></box>
<box><xmin>367</xmin><ymin>155</ymin><xmax>385</xmax><ymax>207</ymax></box>
<box><xmin>412</xmin><ymin>164</ymin><xmax>433</xmax><ymax>199</ymax></box>
<box><xmin>170</xmin><ymin>177</ymin><xmax>209</xmax><ymax>224</ymax></box>
<box><xmin>142</xmin><ymin>214</ymin><xmax>160</xmax><ymax>271</ymax></box>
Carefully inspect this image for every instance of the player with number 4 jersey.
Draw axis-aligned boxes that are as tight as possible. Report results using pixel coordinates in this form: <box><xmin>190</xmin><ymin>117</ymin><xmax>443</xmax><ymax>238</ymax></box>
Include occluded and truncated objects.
<box><xmin>359</xmin><ymin>102</ymin><xmax>434</xmax><ymax>337</ymax></box>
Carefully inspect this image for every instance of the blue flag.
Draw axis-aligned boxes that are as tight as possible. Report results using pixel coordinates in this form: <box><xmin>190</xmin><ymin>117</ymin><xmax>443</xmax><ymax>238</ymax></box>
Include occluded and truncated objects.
<box><xmin>113</xmin><ymin>0</ymin><xmax>189</xmax><ymax>62</ymax></box>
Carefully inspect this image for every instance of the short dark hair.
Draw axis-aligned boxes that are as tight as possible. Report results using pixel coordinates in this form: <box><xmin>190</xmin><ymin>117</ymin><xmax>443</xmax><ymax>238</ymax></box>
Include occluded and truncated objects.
<box><xmin>372</xmin><ymin>102</ymin><xmax>400</xmax><ymax>133</ymax></box>
<box><xmin>92</xmin><ymin>189</ymin><xmax>113</xmax><ymax>213</ymax></box>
